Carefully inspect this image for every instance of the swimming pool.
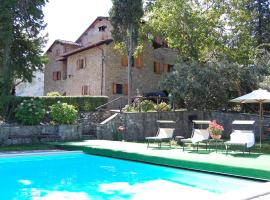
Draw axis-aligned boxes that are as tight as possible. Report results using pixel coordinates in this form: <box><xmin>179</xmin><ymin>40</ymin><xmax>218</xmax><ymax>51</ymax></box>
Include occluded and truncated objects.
<box><xmin>0</xmin><ymin>151</ymin><xmax>260</xmax><ymax>200</ymax></box>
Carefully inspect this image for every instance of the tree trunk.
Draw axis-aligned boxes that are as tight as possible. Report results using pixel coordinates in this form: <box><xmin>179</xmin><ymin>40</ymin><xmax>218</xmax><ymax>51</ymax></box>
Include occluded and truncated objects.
<box><xmin>257</xmin><ymin>0</ymin><xmax>263</xmax><ymax>45</ymax></box>
<box><xmin>128</xmin><ymin>25</ymin><xmax>134</xmax><ymax>104</ymax></box>
<box><xmin>2</xmin><ymin>38</ymin><xmax>12</xmax><ymax>96</ymax></box>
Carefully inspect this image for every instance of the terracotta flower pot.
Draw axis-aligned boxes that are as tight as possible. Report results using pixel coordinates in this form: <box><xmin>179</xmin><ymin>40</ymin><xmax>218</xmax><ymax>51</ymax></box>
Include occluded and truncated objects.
<box><xmin>117</xmin><ymin>126</ymin><xmax>125</xmax><ymax>133</ymax></box>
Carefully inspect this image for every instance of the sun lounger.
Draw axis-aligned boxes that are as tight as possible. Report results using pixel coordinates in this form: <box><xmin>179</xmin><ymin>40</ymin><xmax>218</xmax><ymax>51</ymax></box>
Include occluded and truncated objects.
<box><xmin>224</xmin><ymin>120</ymin><xmax>255</xmax><ymax>154</ymax></box>
<box><xmin>146</xmin><ymin>128</ymin><xmax>175</xmax><ymax>148</ymax></box>
<box><xmin>182</xmin><ymin>120</ymin><xmax>211</xmax><ymax>151</ymax></box>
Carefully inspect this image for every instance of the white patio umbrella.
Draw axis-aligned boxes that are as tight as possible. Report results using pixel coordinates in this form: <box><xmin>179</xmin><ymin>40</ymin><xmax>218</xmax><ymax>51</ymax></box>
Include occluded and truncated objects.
<box><xmin>230</xmin><ymin>88</ymin><xmax>270</xmax><ymax>148</ymax></box>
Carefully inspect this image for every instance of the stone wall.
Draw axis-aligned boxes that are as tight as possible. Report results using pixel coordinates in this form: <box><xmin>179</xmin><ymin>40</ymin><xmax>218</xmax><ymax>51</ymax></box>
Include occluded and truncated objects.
<box><xmin>105</xmin><ymin>42</ymin><xmax>178</xmax><ymax>101</ymax></box>
<box><xmin>96</xmin><ymin>113</ymin><xmax>123</xmax><ymax>140</ymax></box>
<box><xmin>0</xmin><ymin>124</ymin><xmax>82</xmax><ymax>146</ymax></box>
<box><xmin>97</xmin><ymin>110</ymin><xmax>270</xmax><ymax>141</ymax></box>
<box><xmin>0</xmin><ymin>110</ymin><xmax>113</xmax><ymax>146</ymax></box>
<box><xmin>78</xmin><ymin>110</ymin><xmax>113</xmax><ymax>135</ymax></box>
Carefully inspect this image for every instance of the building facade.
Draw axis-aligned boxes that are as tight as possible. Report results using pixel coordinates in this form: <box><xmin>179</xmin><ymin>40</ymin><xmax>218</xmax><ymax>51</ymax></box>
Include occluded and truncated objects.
<box><xmin>44</xmin><ymin>17</ymin><xmax>178</xmax><ymax>100</ymax></box>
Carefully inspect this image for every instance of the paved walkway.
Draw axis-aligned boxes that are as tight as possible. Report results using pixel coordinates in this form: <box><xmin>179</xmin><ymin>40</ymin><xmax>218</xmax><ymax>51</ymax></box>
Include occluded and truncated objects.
<box><xmin>54</xmin><ymin>140</ymin><xmax>270</xmax><ymax>181</ymax></box>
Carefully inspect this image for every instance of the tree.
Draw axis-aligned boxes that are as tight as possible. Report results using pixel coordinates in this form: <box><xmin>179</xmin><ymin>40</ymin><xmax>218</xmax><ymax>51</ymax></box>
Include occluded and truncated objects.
<box><xmin>248</xmin><ymin>0</ymin><xmax>270</xmax><ymax>46</ymax></box>
<box><xmin>161</xmin><ymin>60</ymin><xmax>258</xmax><ymax>110</ymax></box>
<box><xmin>0</xmin><ymin>0</ymin><xmax>48</xmax><ymax>96</ymax></box>
<box><xmin>147</xmin><ymin>0</ymin><xmax>226</xmax><ymax>62</ymax></box>
<box><xmin>109</xmin><ymin>0</ymin><xmax>144</xmax><ymax>103</ymax></box>
<box><xmin>148</xmin><ymin>0</ymin><xmax>270</xmax><ymax>110</ymax></box>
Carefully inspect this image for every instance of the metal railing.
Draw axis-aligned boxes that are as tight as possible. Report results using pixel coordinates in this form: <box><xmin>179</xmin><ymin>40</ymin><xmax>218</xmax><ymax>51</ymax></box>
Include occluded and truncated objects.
<box><xmin>95</xmin><ymin>96</ymin><xmax>128</xmax><ymax>111</ymax></box>
<box><xmin>95</xmin><ymin>95</ymin><xmax>170</xmax><ymax>112</ymax></box>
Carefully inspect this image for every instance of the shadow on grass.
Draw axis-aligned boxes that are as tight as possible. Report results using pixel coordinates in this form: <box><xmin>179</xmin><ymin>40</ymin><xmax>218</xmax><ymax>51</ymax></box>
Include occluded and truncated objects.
<box><xmin>185</xmin><ymin>149</ymin><xmax>211</xmax><ymax>154</ymax></box>
<box><xmin>223</xmin><ymin>152</ymin><xmax>264</xmax><ymax>158</ymax></box>
<box><xmin>147</xmin><ymin>146</ymin><xmax>173</xmax><ymax>150</ymax></box>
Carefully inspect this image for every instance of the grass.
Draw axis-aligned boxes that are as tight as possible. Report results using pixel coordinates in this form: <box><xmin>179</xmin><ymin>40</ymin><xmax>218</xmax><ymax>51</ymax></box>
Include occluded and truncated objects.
<box><xmin>170</xmin><ymin>140</ymin><xmax>270</xmax><ymax>154</ymax></box>
<box><xmin>0</xmin><ymin>141</ymin><xmax>269</xmax><ymax>154</ymax></box>
<box><xmin>255</xmin><ymin>141</ymin><xmax>270</xmax><ymax>154</ymax></box>
<box><xmin>0</xmin><ymin>144</ymin><xmax>56</xmax><ymax>152</ymax></box>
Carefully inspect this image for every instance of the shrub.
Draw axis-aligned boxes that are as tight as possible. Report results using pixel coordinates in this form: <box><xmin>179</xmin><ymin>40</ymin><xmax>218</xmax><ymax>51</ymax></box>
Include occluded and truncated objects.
<box><xmin>0</xmin><ymin>96</ymin><xmax>108</xmax><ymax>120</ymax></box>
<box><xmin>122</xmin><ymin>105</ymin><xmax>136</xmax><ymax>112</ymax></box>
<box><xmin>50</xmin><ymin>102</ymin><xmax>78</xmax><ymax>124</ymax></box>
<box><xmin>155</xmin><ymin>102</ymin><xmax>171</xmax><ymax>112</ymax></box>
<box><xmin>46</xmin><ymin>91</ymin><xmax>61</xmax><ymax>96</ymax></box>
<box><xmin>15</xmin><ymin>99</ymin><xmax>45</xmax><ymax>125</ymax></box>
<box><xmin>139</xmin><ymin>100</ymin><xmax>155</xmax><ymax>112</ymax></box>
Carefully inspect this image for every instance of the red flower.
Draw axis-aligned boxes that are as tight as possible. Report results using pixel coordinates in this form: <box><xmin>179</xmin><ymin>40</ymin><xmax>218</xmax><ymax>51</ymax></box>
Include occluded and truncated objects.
<box><xmin>208</xmin><ymin>120</ymin><xmax>224</xmax><ymax>135</ymax></box>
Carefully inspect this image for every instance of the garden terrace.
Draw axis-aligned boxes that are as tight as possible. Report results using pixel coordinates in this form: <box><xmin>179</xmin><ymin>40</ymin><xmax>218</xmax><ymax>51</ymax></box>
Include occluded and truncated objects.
<box><xmin>54</xmin><ymin>140</ymin><xmax>270</xmax><ymax>181</ymax></box>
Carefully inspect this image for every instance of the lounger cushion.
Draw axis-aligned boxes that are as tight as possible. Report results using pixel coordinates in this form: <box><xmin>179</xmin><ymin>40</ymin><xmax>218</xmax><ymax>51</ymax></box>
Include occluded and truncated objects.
<box><xmin>225</xmin><ymin>130</ymin><xmax>255</xmax><ymax>148</ymax></box>
<box><xmin>146</xmin><ymin>128</ymin><xmax>175</xmax><ymax>140</ymax></box>
<box><xmin>182</xmin><ymin>129</ymin><xmax>209</xmax><ymax>144</ymax></box>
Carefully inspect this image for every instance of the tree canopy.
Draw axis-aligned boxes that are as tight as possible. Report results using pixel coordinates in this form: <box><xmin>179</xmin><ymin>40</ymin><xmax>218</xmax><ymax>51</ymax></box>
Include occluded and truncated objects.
<box><xmin>147</xmin><ymin>0</ymin><xmax>270</xmax><ymax>110</ymax></box>
<box><xmin>0</xmin><ymin>0</ymin><xmax>48</xmax><ymax>96</ymax></box>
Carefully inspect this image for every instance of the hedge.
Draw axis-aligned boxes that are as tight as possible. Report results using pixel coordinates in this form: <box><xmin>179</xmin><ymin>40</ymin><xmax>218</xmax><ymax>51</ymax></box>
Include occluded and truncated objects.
<box><xmin>0</xmin><ymin>96</ymin><xmax>108</xmax><ymax>120</ymax></box>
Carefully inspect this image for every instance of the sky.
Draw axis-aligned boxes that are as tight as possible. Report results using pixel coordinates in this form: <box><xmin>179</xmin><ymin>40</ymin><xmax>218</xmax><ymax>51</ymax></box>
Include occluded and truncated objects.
<box><xmin>43</xmin><ymin>0</ymin><xmax>112</xmax><ymax>51</ymax></box>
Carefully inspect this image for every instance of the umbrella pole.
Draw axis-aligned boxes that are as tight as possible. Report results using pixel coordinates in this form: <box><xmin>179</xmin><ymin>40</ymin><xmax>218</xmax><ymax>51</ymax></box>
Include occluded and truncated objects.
<box><xmin>259</xmin><ymin>102</ymin><xmax>262</xmax><ymax>148</ymax></box>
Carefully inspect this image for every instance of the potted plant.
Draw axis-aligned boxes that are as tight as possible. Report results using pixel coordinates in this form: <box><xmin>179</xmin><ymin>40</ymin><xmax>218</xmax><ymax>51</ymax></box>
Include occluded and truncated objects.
<box><xmin>208</xmin><ymin>120</ymin><xmax>224</xmax><ymax>139</ymax></box>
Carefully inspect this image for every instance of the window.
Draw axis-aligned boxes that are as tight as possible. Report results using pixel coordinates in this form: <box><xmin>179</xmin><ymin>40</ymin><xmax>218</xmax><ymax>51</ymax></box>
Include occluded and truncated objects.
<box><xmin>112</xmin><ymin>83</ymin><xmax>128</xmax><ymax>95</ymax></box>
<box><xmin>81</xmin><ymin>85</ymin><xmax>89</xmax><ymax>95</ymax></box>
<box><xmin>154</xmin><ymin>62</ymin><xmax>161</xmax><ymax>74</ymax></box>
<box><xmin>116</xmin><ymin>84</ymin><xmax>123</xmax><ymax>94</ymax></box>
<box><xmin>77</xmin><ymin>58</ymin><xmax>86</xmax><ymax>70</ymax></box>
<box><xmin>53</xmin><ymin>71</ymin><xmax>61</xmax><ymax>81</ymax></box>
<box><xmin>98</xmin><ymin>26</ymin><xmax>107</xmax><ymax>32</ymax></box>
<box><xmin>163</xmin><ymin>64</ymin><xmax>174</xmax><ymax>74</ymax></box>
<box><xmin>168</xmin><ymin>64</ymin><xmax>174</xmax><ymax>72</ymax></box>
<box><xmin>121</xmin><ymin>55</ymin><xmax>142</xmax><ymax>68</ymax></box>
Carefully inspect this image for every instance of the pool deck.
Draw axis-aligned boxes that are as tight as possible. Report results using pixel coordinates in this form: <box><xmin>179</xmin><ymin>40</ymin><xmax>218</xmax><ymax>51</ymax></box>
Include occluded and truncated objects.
<box><xmin>54</xmin><ymin>140</ymin><xmax>270</xmax><ymax>181</ymax></box>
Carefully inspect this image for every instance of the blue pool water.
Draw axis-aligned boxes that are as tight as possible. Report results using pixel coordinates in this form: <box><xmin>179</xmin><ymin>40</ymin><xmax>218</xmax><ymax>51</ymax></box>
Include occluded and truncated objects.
<box><xmin>0</xmin><ymin>152</ymin><xmax>260</xmax><ymax>200</ymax></box>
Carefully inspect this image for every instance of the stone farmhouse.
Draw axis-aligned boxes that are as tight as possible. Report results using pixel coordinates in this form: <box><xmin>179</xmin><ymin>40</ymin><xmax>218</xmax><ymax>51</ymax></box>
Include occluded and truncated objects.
<box><xmin>44</xmin><ymin>16</ymin><xmax>178</xmax><ymax>101</ymax></box>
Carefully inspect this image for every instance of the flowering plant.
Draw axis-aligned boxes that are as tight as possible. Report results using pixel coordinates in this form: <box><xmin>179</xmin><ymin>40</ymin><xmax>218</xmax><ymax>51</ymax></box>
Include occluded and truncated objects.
<box><xmin>208</xmin><ymin>120</ymin><xmax>224</xmax><ymax>135</ymax></box>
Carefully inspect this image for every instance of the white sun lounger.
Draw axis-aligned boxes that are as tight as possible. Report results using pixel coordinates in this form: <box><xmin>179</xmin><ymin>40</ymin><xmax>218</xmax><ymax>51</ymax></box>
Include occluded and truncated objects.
<box><xmin>224</xmin><ymin>120</ymin><xmax>255</xmax><ymax>154</ymax></box>
<box><xmin>182</xmin><ymin>120</ymin><xmax>211</xmax><ymax>151</ymax></box>
<box><xmin>146</xmin><ymin>128</ymin><xmax>175</xmax><ymax>148</ymax></box>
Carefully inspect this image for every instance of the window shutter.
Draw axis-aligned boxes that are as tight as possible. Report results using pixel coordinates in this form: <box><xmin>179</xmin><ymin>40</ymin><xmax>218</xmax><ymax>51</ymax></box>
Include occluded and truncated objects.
<box><xmin>112</xmin><ymin>83</ymin><xmax>117</xmax><ymax>94</ymax></box>
<box><xmin>157</xmin><ymin>63</ymin><xmax>160</xmax><ymax>74</ymax></box>
<box><xmin>121</xmin><ymin>56</ymin><xmax>128</xmax><ymax>67</ymax></box>
<box><xmin>82</xmin><ymin>85</ymin><xmax>89</xmax><ymax>95</ymax></box>
<box><xmin>58</xmin><ymin>72</ymin><xmax>61</xmax><ymax>80</ymax></box>
<box><xmin>124</xmin><ymin>84</ymin><xmax>128</xmax><ymax>95</ymax></box>
<box><xmin>76</xmin><ymin>59</ymin><xmax>79</xmax><ymax>70</ymax></box>
<box><xmin>135</xmin><ymin>54</ymin><xmax>142</xmax><ymax>68</ymax></box>
<box><xmin>154</xmin><ymin>62</ymin><xmax>161</xmax><ymax>74</ymax></box>
<box><xmin>84</xmin><ymin>57</ymin><xmax>87</xmax><ymax>68</ymax></box>
<box><xmin>53</xmin><ymin>72</ymin><xmax>56</xmax><ymax>81</ymax></box>
<box><xmin>163</xmin><ymin>64</ymin><xmax>169</xmax><ymax>73</ymax></box>
<box><xmin>85</xmin><ymin>85</ymin><xmax>88</xmax><ymax>95</ymax></box>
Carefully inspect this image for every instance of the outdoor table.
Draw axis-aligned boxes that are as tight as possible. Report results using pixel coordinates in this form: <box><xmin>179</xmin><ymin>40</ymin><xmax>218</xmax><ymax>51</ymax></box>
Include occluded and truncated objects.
<box><xmin>208</xmin><ymin>139</ymin><xmax>225</xmax><ymax>153</ymax></box>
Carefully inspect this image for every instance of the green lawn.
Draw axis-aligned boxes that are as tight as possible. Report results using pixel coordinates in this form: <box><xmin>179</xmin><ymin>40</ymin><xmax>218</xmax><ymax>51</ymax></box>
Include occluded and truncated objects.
<box><xmin>0</xmin><ymin>141</ymin><xmax>269</xmax><ymax>154</ymax></box>
<box><xmin>0</xmin><ymin>144</ymin><xmax>56</xmax><ymax>152</ymax></box>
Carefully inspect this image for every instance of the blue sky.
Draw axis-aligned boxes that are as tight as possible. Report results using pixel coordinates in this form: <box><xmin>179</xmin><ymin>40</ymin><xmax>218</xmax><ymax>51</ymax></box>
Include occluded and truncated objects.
<box><xmin>43</xmin><ymin>0</ymin><xmax>112</xmax><ymax>51</ymax></box>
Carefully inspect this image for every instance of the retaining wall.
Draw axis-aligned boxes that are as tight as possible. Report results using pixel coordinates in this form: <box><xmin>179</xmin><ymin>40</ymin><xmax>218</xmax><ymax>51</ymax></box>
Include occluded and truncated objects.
<box><xmin>0</xmin><ymin>124</ymin><xmax>82</xmax><ymax>145</ymax></box>
<box><xmin>97</xmin><ymin>111</ymin><xmax>270</xmax><ymax>141</ymax></box>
